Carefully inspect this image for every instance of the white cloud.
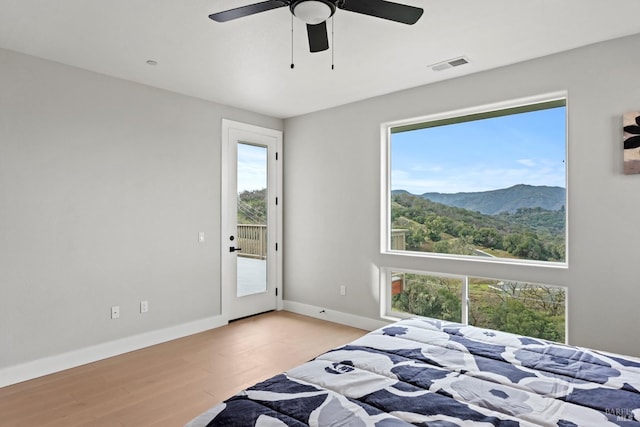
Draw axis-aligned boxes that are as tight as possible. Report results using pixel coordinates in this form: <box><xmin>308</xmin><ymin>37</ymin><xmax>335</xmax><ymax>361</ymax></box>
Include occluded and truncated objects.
<box><xmin>517</xmin><ymin>158</ymin><xmax>537</xmax><ymax>167</ymax></box>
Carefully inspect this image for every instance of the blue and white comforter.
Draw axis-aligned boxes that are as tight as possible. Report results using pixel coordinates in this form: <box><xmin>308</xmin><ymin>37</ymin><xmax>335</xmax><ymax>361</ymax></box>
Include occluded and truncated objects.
<box><xmin>186</xmin><ymin>318</ymin><xmax>640</xmax><ymax>426</ymax></box>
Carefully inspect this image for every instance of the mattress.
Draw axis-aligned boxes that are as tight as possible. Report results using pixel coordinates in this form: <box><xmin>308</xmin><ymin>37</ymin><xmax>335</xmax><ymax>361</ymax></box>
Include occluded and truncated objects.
<box><xmin>186</xmin><ymin>317</ymin><xmax>640</xmax><ymax>426</ymax></box>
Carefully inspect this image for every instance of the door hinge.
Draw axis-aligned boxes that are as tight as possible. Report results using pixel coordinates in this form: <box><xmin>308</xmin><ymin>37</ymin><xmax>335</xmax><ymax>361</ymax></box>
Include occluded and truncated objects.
<box><xmin>275</xmin><ymin>287</ymin><xmax>278</xmax><ymax>296</ymax></box>
<box><xmin>275</xmin><ymin>197</ymin><xmax>278</xmax><ymax>206</ymax></box>
<box><xmin>275</xmin><ymin>242</ymin><xmax>278</xmax><ymax>251</ymax></box>
<box><xmin>275</xmin><ymin>152</ymin><xmax>279</xmax><ymax>160</ymax></box>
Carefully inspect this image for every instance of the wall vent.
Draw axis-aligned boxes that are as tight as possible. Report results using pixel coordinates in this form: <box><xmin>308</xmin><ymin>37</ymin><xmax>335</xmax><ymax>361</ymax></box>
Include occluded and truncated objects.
<box><xmin>429</xmin><ymin>56</ymin><xmax>469</xmax><ymax>72</ymax></box>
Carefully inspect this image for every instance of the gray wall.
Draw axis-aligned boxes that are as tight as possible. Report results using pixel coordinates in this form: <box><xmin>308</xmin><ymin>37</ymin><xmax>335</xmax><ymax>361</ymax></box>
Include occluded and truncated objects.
<box><xmin>0</xmin><ymin>48</ymin><xmax>282</xmax><ymax>370</ymax></box>
<box><xmin>283</xmin><ymin>33</ymin><xmax>640</xmax><ymax>357</ymax></box>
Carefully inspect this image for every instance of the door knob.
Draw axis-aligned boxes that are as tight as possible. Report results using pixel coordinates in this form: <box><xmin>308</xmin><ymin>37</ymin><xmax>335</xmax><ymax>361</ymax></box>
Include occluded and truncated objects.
<box><xmin>229</xmin><ymin>246</ymin><xmax>242</xmax><ymax>253</ymax></box>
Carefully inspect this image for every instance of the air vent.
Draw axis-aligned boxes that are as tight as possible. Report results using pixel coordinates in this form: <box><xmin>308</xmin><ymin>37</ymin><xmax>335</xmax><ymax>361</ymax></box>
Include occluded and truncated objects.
<box><xmin>429</xmin><ymin>56</ymin><xmax>469</xmax><ymax>72</ymax></box>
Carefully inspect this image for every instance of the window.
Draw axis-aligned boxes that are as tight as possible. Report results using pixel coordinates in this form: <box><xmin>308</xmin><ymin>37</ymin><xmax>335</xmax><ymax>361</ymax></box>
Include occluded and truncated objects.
<box><xmin>383</xmin><ymin>94</ymin><xmax>567</xmax><ymax>265</ymax></box>
<box><xmin>384</xmin><ymin>269</ymin><xmax>567</xmax><ymax>343</ymax></box>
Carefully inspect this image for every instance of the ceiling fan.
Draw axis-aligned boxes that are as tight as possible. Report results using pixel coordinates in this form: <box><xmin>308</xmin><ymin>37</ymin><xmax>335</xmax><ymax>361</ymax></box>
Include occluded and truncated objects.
<box><xmin>208</xmin><ymin>0</ymin><xmax>424</xmax><ymax>53</ymax></box>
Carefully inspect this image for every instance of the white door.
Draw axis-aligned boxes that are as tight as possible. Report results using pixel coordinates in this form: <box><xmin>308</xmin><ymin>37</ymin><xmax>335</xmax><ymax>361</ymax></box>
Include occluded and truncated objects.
<box><xmin>221</xmin><ymin>120</ymin><xmax>282</xmax><ymax>321</ymax></box>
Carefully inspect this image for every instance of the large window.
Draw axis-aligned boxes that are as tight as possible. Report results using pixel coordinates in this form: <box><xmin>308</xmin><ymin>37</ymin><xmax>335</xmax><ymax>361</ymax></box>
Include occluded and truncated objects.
<box><xmin>383</xmin><ymin>94</ymin><xmax>567</xmax><ymax>265</ymax></box>
<box><xmin>385</xmin><ymin>269</ymin><xmax>567</xmax><ymax>343</ymax></box>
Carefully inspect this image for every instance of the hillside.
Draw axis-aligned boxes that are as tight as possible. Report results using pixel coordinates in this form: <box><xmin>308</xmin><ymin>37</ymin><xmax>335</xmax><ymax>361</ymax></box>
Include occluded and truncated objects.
<box><xmin>391</xmin><ymin>190</ymin><xmax>565</xmax><ymax>262</ymax></box>
<box><xmin>238</xmin><ymin>188</ymin><xmax>267</xmax><ymax>224</ymax></box>
<box><xmin>416</xmin><ymin>184</ymin><xmax>565</xmax><ymax>215</ymax></box>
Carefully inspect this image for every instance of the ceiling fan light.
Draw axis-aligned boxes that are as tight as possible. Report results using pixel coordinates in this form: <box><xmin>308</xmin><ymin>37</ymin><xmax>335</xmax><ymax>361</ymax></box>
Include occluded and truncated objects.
<box><xmin>292</xmin><ymin>0</ymin><xmax>334</xmax><ymax>25</ymax></box>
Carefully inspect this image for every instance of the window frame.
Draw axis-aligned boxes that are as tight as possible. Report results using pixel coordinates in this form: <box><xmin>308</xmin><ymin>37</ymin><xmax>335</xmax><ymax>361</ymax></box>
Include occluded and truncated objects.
<box><xmin>380</xmin><ymin>92</ymin><xmax>569</xmax><ymax>268</ymax></box>
<box><xmin>380</xmin><ymin>267</ymin><xmax>568</xmax><ymax>343</ymax></box>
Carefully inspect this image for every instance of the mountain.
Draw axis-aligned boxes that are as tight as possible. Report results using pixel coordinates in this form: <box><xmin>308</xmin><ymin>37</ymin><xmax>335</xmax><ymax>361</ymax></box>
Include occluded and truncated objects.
<box><xmin>414</xmin><ymin>184</ymin><xmax>565</xmax><ymax>215</ymax></box>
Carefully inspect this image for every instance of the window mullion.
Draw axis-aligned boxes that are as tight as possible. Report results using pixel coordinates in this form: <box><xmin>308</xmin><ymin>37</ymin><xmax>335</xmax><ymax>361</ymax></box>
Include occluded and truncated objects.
<box><xmin>461</xmin><ymin>276</ymin><xmax>469</xmax><ymax>325</ymax></box>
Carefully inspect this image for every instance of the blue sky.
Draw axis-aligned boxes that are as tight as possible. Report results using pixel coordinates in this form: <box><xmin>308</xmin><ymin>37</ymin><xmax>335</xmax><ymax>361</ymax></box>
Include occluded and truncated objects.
<box><xmin>237</xmin><ymin>143</ymin><xmax>267</xmax><ymax>193</ymax></box>
<box><xmin>391</xmin><ymin>106</ymin><xmax>566</xmax><ymax>194</ymax></box>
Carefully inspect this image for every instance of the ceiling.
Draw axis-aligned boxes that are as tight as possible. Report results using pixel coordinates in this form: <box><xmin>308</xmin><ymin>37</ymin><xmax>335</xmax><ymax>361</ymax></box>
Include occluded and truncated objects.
<box><xmin>2</xmin><ymin>1</ymin><xmax>640</xmax><ymax>119</ymax></box>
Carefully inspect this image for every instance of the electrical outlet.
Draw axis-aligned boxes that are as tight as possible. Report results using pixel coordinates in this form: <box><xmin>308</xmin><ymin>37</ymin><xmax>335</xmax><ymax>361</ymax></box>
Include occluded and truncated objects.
<box><xmin>111</xmin><ymin>306</ymin><xmax>120</xmax><ymax>319</ymax></box>
<box><xmin>140</xmin><ymin>300</ymin><xmax>149</xmax><ymax>314</ymax></box>
<box><xmin>340</xmin><ymin>285</ymin><xmax>346</xmax><ymax>296</ymax></box>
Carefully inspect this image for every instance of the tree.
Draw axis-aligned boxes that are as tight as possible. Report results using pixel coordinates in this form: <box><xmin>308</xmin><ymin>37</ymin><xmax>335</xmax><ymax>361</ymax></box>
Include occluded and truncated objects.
<box><xmin>485</xmin><ymin>298</ymin><xmax>562</xmax><ymax>342</ymax></box>
<box><xmin>472</xmin><ymin>227</ymin><xmax>503</xmax><ymax>249</ymax></box>
<box><xmin>392</xmin><ymin>276</ymin><xmax>461</xmax><ymax>322</ymax></box>
<box><xmin>504</xmin><ymin>232</ymin><xmax>549</xmax><ymax>261</ymax></box>
<box><xmin>425</xmin><ymin>216</ymin><xmax>445</xmax><ymax>242</ymax></box>
<box><xmin>405</xmin><ymin>227</ymin><xmax>427</xmax><ymax>250</ymax></box>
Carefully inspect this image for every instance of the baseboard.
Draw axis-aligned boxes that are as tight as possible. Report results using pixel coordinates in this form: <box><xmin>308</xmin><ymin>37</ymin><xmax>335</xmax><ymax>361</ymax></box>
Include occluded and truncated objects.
<box><xmin>283</xmin><ymin>300</ymin><xmax>390</xmax><ymax>331</ymax></box>
<box><xmin>0</xmin><ymin>315</ymin><xmax>228</xmax><ymax>388</ymax></box>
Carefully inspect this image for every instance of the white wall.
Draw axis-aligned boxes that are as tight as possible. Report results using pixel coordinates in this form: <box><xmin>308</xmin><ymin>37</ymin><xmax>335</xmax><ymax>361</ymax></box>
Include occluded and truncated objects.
<box><xmin>0</xmin><ymin>48</ymin><xmax>282</xmax><ymax>375</ymax></box>
<box><xmin>283</xmin><ymin>32</ymin><xmax>640</xmax><ymax>357</ymax></box>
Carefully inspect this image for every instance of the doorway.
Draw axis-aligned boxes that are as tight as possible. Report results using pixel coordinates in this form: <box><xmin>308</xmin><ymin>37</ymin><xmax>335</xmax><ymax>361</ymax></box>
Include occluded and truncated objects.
<box><xmin>221</xmin><ymin>120</ymin><xmax>282</xmax><ymax>320</ymax></box>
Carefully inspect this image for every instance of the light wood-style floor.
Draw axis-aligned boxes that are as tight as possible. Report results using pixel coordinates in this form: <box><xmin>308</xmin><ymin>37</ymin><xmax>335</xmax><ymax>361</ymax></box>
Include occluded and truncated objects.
<box><xmin>0</xmin><ymin>311</ymin><xmax>367</xmax><ymax>427</ymax></box>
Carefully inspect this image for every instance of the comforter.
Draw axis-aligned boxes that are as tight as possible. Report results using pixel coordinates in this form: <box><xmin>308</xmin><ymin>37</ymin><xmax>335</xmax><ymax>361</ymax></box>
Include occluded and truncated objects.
<box><xmin>186</xmin><ymin>317</ymin><xmax>640</xmax><ymax>426</ymax></box>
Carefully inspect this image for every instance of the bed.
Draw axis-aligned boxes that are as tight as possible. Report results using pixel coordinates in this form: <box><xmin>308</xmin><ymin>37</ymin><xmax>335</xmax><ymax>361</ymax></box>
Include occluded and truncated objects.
<box><xmin>186</xmin><ymin>317</ymin><xmax>640</xmax><ymax>426</ymax></box>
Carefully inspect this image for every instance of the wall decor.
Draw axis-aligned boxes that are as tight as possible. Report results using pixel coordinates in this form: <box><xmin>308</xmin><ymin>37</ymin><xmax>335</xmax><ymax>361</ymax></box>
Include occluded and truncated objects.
<box><xmin>624</xmin><ymin>111</ymin><xmax>640</xmax><ymax>174</ymax></box>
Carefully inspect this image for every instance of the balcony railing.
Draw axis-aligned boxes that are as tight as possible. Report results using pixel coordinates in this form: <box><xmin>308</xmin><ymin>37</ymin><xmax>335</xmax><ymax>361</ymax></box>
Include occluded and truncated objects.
<box><xmin>391</xmin><ymin>229</ymin><xmax>407</xmax><ymax>251</ymax></box>
<box><xmin>237</xmin><ymin>224</ymin><xmax>267</xmax><ymax>260</ymax></box>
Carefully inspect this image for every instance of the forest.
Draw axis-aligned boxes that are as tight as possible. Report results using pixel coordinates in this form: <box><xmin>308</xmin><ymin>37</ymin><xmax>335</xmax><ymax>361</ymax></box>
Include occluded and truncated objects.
<box><xmin>392</xmin><ymin>273</ymin><xmax>566</xmax><ymax>342</ymax></box>
<box><xmin>391</xmin><ymin>192</ymin><xmax>566</xmax><ymax>262</ymax></box>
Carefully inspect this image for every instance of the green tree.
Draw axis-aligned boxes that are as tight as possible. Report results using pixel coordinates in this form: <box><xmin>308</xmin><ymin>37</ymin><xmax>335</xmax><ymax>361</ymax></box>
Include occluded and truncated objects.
<box><xmin>472</xmin><ymin>227</ymin><xmax>503</xmax><ymax>249</ymax></box>
<box><xmin>485</xmin><ymin>298</ymin><xmax>562</xmax><ymax>342</ymax></box>
<box><xmin>405</xmin><ymin>227</ymin><xmax>427</xmax><ymax>250</ymax></box>
<box><xmin>504</xmin><ymin>232</ymin><xmax>549</xmax><ymax>260</ymax></box>
<box><xmin>425</xmin><ymin>216</ymin><xmax>445</xmax><ymax>241</ymax></box>
<box><xmin>392</xmin><ymin>277</ymin><xmax>461</xmax><ymax>322</ymax></box>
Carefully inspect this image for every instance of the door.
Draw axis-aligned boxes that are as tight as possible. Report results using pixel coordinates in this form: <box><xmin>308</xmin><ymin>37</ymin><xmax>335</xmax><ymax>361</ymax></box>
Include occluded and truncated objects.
<box><xmin>221</xmin><ymin>120</ymin><xmax>282</xmax><ymax>321</ymax></box>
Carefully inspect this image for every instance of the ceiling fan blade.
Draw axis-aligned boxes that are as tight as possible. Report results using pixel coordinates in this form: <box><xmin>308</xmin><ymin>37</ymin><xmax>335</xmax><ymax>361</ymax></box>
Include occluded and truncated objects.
<box><xmin>307</xmin><ymin>22</ymin><xmax>329</xmax><ymax>53</ymax></box>
<box><xmin>209</xmin><ymin>0</ymin><xmax>288</xmax><ymax>22</ymax></box>
<box><xmin>340</xmin><ymin>0</ymin><xmax>423</xmax><ymax>25</ymax></box>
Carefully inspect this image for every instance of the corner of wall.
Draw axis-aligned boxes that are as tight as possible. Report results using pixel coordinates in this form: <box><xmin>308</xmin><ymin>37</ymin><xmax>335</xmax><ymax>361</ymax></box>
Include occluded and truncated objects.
<box><xmin>283</xmin><ymin>300</ymin><xmax>390</xmax><ymax>331</ymax></box>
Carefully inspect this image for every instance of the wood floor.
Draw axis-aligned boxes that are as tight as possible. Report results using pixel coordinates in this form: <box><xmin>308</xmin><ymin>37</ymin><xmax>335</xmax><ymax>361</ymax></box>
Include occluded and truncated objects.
<box><xmin>0</xmin><ymin>311</ymin><xmax>367</xmax><ymax>427</ymax></box>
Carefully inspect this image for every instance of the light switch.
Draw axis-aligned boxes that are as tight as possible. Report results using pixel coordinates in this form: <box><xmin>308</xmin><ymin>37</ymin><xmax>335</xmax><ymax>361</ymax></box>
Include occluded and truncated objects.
<box><xmin>198</xmin><ymin>232</ymin><xmax>205</xmax><ymax>243</ymax></box>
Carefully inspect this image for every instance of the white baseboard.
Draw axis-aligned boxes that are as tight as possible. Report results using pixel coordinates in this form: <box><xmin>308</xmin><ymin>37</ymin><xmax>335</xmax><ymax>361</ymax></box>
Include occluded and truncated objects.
<box><xmin>0</xmin><ymin>315</ymin><xmax>227</xmax><ymax>388</ymax></box>
<box><xmin>283</xmin><ymin>300</ymin><xmax>390</xmax><ymax>331</ymax></box>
